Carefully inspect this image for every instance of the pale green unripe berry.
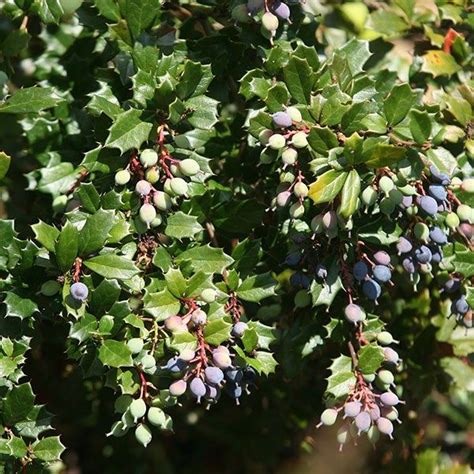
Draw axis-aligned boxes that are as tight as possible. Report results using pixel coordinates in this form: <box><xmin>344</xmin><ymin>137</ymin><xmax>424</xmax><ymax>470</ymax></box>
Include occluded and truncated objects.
<box><xmin>135</xmin><ymin>423</ymin><xmax>152</xmax><ymax>447</ymax></box>
<box><xmin>414</xmin><ymin>222</ymin><xmax>430</xmax><ymax>242</ymax></box>
<box><xmin>201</xmin><ymin>288</ymin><xmax>217</xmax><ymax>303</ymax></box>
<box><xmin>130</xmin><ymin>398</ymin><xmax>147</xmax><ymax>422</ymax></box>
<box><xmin>107</xmin><ymin>421</ymin><xmax>128</xmax><ymax>437</ymax></box>
<box><xmin>169</xmin><ymin>164</ymin><xmax>182</xmax><ymax>177</ymax></box>
<box><xmin>145</xmin><ymin>167</ymin><xmax>160</xmax><ymax>184</ymax></box>
<box><xmin>127</xmin><ymin>338</ymin><xmax>144</xmax><ymax>354</ymax></box>
<box><xmin>291</xmin><ymin>131</ymin><xmax>308</xmax><ymax>148</ymax></box>
<box><xmin>276</xmin><ymin>191</ymin><xmax>291</xmax><ymax>207</ymax></box>
<box><xmin>268</xmin><ymin>134</ymin><xmax>286</xmax><ymax>150</ymax></box>
<box><xmin>262</xmin><ymin>12</ymin><xmax>279</xmax><ymax>31</ymax></box>
<box><xmin>147</xmin><ymin>407</ymin><xmax>167</xmax><ymax>427</ymax></box>
<box><xmin>379</xmin><ymin>176</ymin><xmax>394</xmax><ymax>195</ymax></box>
<box><xmin>322</xmin><ymin>210</ymin><xmax>337</xmax><ymax>230</ymax></box>
<box><xmin>286</xmin><ymin>106</ymin><xmax>302</xmax><ymax>123</ymax></box>
<box><xmin>289</xmin><ymin>202</ymin><xmax>305</xmax><ymax>218</ymax></box>
<box><xmin>294</xmin><ymin>289</ymin><xmax>311</xmax><ymax>308</ymax></box>
<box><xmin>294</xmin><ymin>182</ymin><xmax>308</xmax><ymax>198</ymax></box>
<box><xmin>115</xmin><ymin>169</ymin><xmax>131</xmax><ymax>186</ymax></box>
<box><xmin>451</xmin><ymin>177</ymin><xmax>462</xmax><ymax>186</ymax></box>
<box><xmin>169</xmin><ymin>177</ymin><xmax>188</xmax><ymax>196</ymax></box>
<box><xmin>59</xmin><ymin>0</ymin><xmax>83</xmax><ymax>15</ymax></box>
<box><xmin>231</xmin><ymin>4</ymin><xmax>250</xmax><ymax>22</ymax></box>
<box><xmin>363</xmin><ymin>373</ymin><xmax>376</xmax><ymax>383</ymax></box>
<box><xmin>141</xmin><ymin>354</ymin><xmax>156</xmax><ymax>369</ymax></box>
<box><xmin>461</xmin><ymin>178</ymin><xmax>474</xmax><ymax>193</ymax></box>
<box><xmin>41</xmin><ymin>280</ymin><xmax>61</xmax><ymax>296</ymax></box>
<box><xmin>406</xmin><ymin>205</ymin><xmax>418</xmax><ymax>216</ymax></box>
<box><xmin>457</xmin><ymin>204</ymin><xmax>474</xmax><ymax>223</ymax></box>
<box><xmin>380</xmin><ymin>197</ymin><xmax>395</xmax><ymax>215</ymax></box>
<box><xmin>151</xmin><ymin>215</ymin><xmax>162</xmax><ymax>228</ymax></box>
<box><xmin>179</xmin><ymin>159</ymin><xmax>200</xmax><ymax>177</ymax></box>
<box><xmin>336</xmin><ymin>426</ymin><xmax>350</xmax><ymax>445</ymax></box>
<box><xmin>140</xmin><ymin>149</ymin><xmax>158</xmax><ymax>168</ymax></box>
<box><xmin>388</xmin><ymin>189</ymin><xmax>403</xmax><ymax>206</ymax></box>
<box><xmin>311</xmin><ymin>215</ymin><xmax>324</xmax><ymax>233</ymax></box>
<box><xmin>153</xmin><ymin>191</ymin><xmax>172</xmax><ymax>211</ymax></box>
<box><xmin>281</xmin><ymin>147</ymin><xmax>298</xmax><ymax>165</ymax></box>
<box><xmin>367</xmin><ymin>425</ymin><xmax>380</xmax><ymax>443</ymax></box>
<box><xmin>114</xmin><ymin>395</ymin><xmax>133</xmax><ymax>414</ymax></box>
<box><xmin>377</xmin><ymin>331</ymin><xmax>394</xmax><ymax>345</ymax></box>
<box><xmin>320</xmin><ymin>408</ymin><xmax>338</xmax><ymax>426</ymax></box>
<box><xmin>377</xmin><ymin>369</ymin><xmax>394</xmax><ymax>385</ymax></box>
<box><xmin>259</xmin><ymin>129</ymin><xmax>273</xmax><ymax>145</ymax></box>
<box><xmin>361</xmin><ymin>186</ymin><xmax>377</xmax><ymax>207</ymax></box>
<box><xmin>445</xmin><ymin>212</ymin><xmax>460</xmax><ymax>229</ymax></box>
<box><xmin>139</xmin><ymin>203</ymin><xmax>157</xmax><ymax>225</ymax></box>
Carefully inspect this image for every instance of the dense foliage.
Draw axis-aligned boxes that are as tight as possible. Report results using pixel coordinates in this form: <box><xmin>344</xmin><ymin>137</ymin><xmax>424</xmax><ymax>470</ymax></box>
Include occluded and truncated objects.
<box><xmin>0</xmin><ymin>0</ymin><xmax>472</xmax><ymax>472</ymax></box>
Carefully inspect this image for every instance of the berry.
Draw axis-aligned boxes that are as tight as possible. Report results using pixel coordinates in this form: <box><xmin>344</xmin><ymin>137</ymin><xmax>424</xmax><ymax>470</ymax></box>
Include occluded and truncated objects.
<box><xmin>402</xmin><ymin>256</ymin><xmax>416</xmax><ymax>274</ymax></box>
<box><xmin>135</xmin><ymin>424</ymin><xmax>152</xmax><ymax>447</ymax></box>
<box><xmin>225</xmin><ymin>368</ymin><xmax>243</xmax><ymax>383</ymax></box>
<box><xmin>418</xmin><ymin>196</ymin><xmax>438</xmax><ymax>216</ymax></box>
<box><xmin>204</xmin><ymin>366</ymin><xmax>224</xmax><ymax>385</ymax></box>
<box><xmin>147</xmin><ymin>407</ymin><xmax>167</xmax><ymax>427</ymax></box>
<box><xmin>70</xmin><ymin>282</ymin><xmax>89</xmax><ymax>302</ymax></box>
<box><xmin>445</xmin><ymin>212</ymin><xmax>460</xmax><ymax>229</ymax></box>
<box><xmin>379</xmin><ymin>176</ymin><xmax>394</xmax><ymax>194</ymax></box>
<box><xmin>320</xmin><ymin>408</ymin><xmax>338</xmax><ymax>426</ymax></box>
<box><xmin>276</xmin><ymin>190</ymin><xmax>291</xmax><ymax>207</ymax></box>
<box><xmin>140</xmin><ymin>149</ymin><xmax>158</xmax><ymax>168</ymax></box>
<box><xmin>380</xmin><ymin>392</ymin><xmax>400</xmax><ymax>406</ymax></box>
<box><xmin>315</xmin><ymin>263</ymin><xmax>328</xmax><ymax>279</ymax></box>
<box><xmin>294</xmin><ymin>289</ymin><xmax>311</xmax><ymax>308</ymax></box>
<box><xmin>383</xmin><ymin>348</ymin><xmax>400</xmax><ymax>364</ymax></box>
<box><xmin>380</xmin><ymin>198</ymin><xmax>395</xmax><ymax>215</ymax></box>
<box><xmin>135</xmin><ymin>180</ymin><xmax>152</xmax><ymax>196</ymax></box>
<box><xmin>414</xmin><ymin>222</ymin><xmax>430</xmax><ymax>241</ymax></box>
<box><xmin>169</xmin><ymin>379</ymin><xmax>187</xmax><ymax>396</ymax></box>
<box><xmin>232</xmin><ymin>321</ymin><xmax>248</xmax><ymax>337</ymax></box>
<box><xmin>115</xmin><ymin>169</ymin><xmax>131</xmax><ymax>186</ymax></box>
<box><xmin>268</xmin><ymin>133</ymin><xmax>286</xmax><ymax>150</ymax></box>
<box><xmin>190</xmin><ymin>377</ymin><xmax>206</xmax><ymax>402</ymax></box>
<box><xmin>457</xmin><ymin>204</ymin><xmax>474</xmax><ymax>223</ymax></box>
<box><xmin>353</xmin><ymin>261</ymin><xmax>369</xmax><ymax>281</ymax></box>
<box><xmin>383</xmin><ymin>407</ymin><xmax>399</xmax><ymax>422</ymax></box>
<box><xmin>294</xmin><ymin>182</ymin><xmax>308</xmax><ymax>198</ymax></box>
<box><xmin>377</xmin><ymin>331</ymin><xmax>395</xmax><ymax>345</ymax></box>
<box><xmin>444</xmin><ymin>278</ymin><xmax>461</xmax><ymax>293</ymax></box>
<box><xmin>41</xmin><ymin>280</ymin><xmax>61</xmax><ymax>296</ymax></box>
<box><xmin>461</xmin><ymin>178</ymin><xmax>474</xmax><ymax>193</ymax></box>
<box><xmin>291</xmin><ymin>131</ymin><xmax>308</xmax><ymax>148</ymax></box>
<box><xmin>141</xmin><ymin>354</ymin><xmax>156</xmax><ymax>370</ymax></box>
<box><xmin>169</xmin><ymin>177</ymin><xmax>188</xmax><ymax>196</ymax></box>
<box><xmin>232</xmin><ymin>3</ymin><xmax>250</xmax><ymax>21</ymax></box>
<box><xmin>344</xmin><ymin>304</ymin><xmax>365</xmax><ymax>324</ymax></box>
<box><xmin>164</xmin><ymin>356</ymin><xmax>187</xmax><ymax>373</ymax></box>
<box><xmin>430</xmin><ymin>165</ymin><xmax>450</xmax><ymax>185</ymax></box>
<box><xmin>179</xmin><ymin>349</ymin><xmax>195</xmax><ymax>362</ymax></box>
<box><xmin>322</xmin><ymin>210</ymin><xmax>337</xmax><ymax>230</ymax></box>
<box><xmin>362</xmin><ymin>279</ymin><xmax>381</xmax><ymax>301</ymax></box>
<box><xmin>336</xmin><ymin>425</ymin><xmax>350</xmax><ymax>446</ymax></box>
<box><xmin>191</xmin><ymin>309</ymin><xmax>207</xmax><ymax>325</ymax></box>
<box><xmin>226</xmin><ymin>382</ymin><xmax>243</xmax><ymax>402</ymax></box>
<box><xmin>343</xmin><ymin>401</ymin><xmax>361</xmax><ymax>418</ymax></box>
<box><xmin>414</xmin><ymin>245</ymin><xmax>432</xmax><ymax>264</ymax></box>
<box><xmin>376</xmin><ymin>417</ymin><xmax>394</xmax><ymax>439</ymax></box>
<box><xmin>206</xmin><ymin>384</ymin><xmax>219</xmax><ymax>400</ymax></box>
<box><xmin>258</xmin><ymin>129</ymin><xmax>273</xmax><ymax>145</ymax></box>
<box><xmin>369</xmin><ymin>405</ymin><xmax>381</xmax><ymax>421</ymax></box>
<box><xmin>213</xmin><ymin>350</ymin><xmax>232</xmax><ymax>369</ymax></box>
<box><xmin>200</xmin><ymin>288</ymin><xmax>217</xmax><ymax>303</ymax></box>
<box><xmin>289</xmin><ymin>202</ymin><xmax>304</xmax><ymax>218</ymax></box>
<box><xmin>401</xmin><ymin>195</ymin><xmax>413</xmax><ymax>208</ymax></box>
<box><xmin>153</xmin><ymin>191</ymin><xmax>172</xmax><ymax>211</ymax></box>
<box><xmin>272</xmin><ymin>111</ymin><xmax>292</xmax><ymax>128</ymax></box>
<box><xmin>114</xmin><ymin>395</ymin><xmax>133</xmax><ymax>414</ymax></box>
<box><xmin>429</xmin><ymin>227</ymin><xmax>448</xmax><ymax>245</ymax></box>
<box><xmin>355</xmin><ymin>411</ymin><xmax>371</xmax><ymax>433</ymax></box>
<box><xmin>272</xmin><ymin>1</ymin><xmax>290</xmax><ymax>20</ymax></box>
<box><xmin>373</xmin><ymin>265</ymin><xmax>391</xmax><ymax>283</ymax></box>
<box><xmin>127</xmin><ymin>338</ymin><xmax>144</xmax><ymax>354</ymax></box>
<box><xmin>454</xmin><ymin>296</ymin><xmax>469</xmax><ymax>314</ymax></box>
<box><xmin>139</xmin><ymin>203</ymin><xmax>157</xmax><ymax>225</ymax></box>
<box><xmin>377</xmin><ymin>370</ymin><xmax>394</xmax><ymax>385</ymax></box>
<box><xmin>361</xmin><ymin>186</ymin><xmax>377</xmax><ymax>207</ymax></box>
<box><xmin>286</xmin><ymin>106</ymin><xmax>302</xmax><ymax>123</ymax></box>
<box><xmin>261</xmin><ymin>11</ymin><xmax>279</xmax><ymax>31</ymax></box>
<box><xmin>428</xmin><ymin>184</ymin><xmax>447</xmax><ymax>203</ymax></box>
<box><xmin>373</xmin><ymin>251</ymin><xmax>391</xmax><ymax>266</ymax></box>
<box><xmin>388</xmin><ymin>189</ymin><xmax>403</xmax><ymax>206</ymax></box>
<box><xmin>145</xmin><ymin>168</ymin><xmax>159</xmax><ymax>184</ymax></box>
<box><xmin>130</xmin><ymin>398</ymin><xmax>147</xmax><ymax>421</ymax></box>
<box><xmin>397</xmin><ymin>237</ymin><xmax>412</xmax><ymax>255</ymax></box>
<box><xmin>290</xmin><ymin>272</ymin><xmax>310</xmax><ymax>288</ymax></box>
<box><xmin>281</xmin><ymin>147</ymin><xmax>298</xmax><ymax>165</ymax></box>
<box><xmin>164</xmin><ymin>315</ymin><xmax>187</xmax><ymax>332</ymax></box>
<box><xmin>179</xmin><ymin>159</ymin><xmax>200</xmax><ymax>177</ymax></box>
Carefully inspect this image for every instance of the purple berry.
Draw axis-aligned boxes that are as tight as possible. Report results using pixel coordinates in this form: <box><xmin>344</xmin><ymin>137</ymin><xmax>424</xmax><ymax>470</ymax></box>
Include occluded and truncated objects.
<box><xmin>380</xmin><ymin>392</ymin><xmax>400</xmax><ymax>406</ymax></box>
<box><xmin>272</xmin><ymin>111</ymin><xmax>292</xmax><ymax>128</ymax></box>
<box><xmin>397</xmin><ymin>237</ymin><xmax>413</xmax><ymax>255</ymax></box>
<box><xmin>343</xmin><ymin>401</ymin><xmax>361</xmax><ymax>418</ymax></box>
<box><xmin>384</xmin><ymin>347</ymin><xmax>400</xmax><ymax>364</ymax></box>
<box><xmin>190</xmin><ymin>377</ymin><xmax>206</xmax><ymax>402</ymax></box>
<box><xmin>414</xmin><ymin>245</ymin><xmax>432</xmax><ymax>264</ymax></box>
<box><xmin>272</xmin><ymin>1</ymin><xmax>290</xmax><ymax>19</ymax></box>
<box><xmin>344</xmin><ymin>304</ymin><xmax>365</xmax><ymax>324</ymax></box>
<box><xmin>376</xmin><ymin>417</ymin><xmax>394</xmax><ymax>439</ymax></box>
<box><xmin>204</xmin><ymin>366</ymin><xmax>224</xmax><ymax>385</ymax></box>
<box><xmin>70</xmin><ymin>282</ymin><xmax>89</xmax><ymax>302</ymax></box>
<box><xmin>373</xmin><ymin>251</ymin><xmax>391</xmax><ymax>266</ymax></box>
<box><xmin>418</xmin><ymin>195</ymin><xmax>438</xmax><ymax>216</ymax></box>
<box><xmin>315</xmin><ymin>263</ymin><xmax>328</xmax><ymax>279</ymax></box>
<box><xmin>454</xmin><ymin>296</ymin><xmax>469</xmax><ymax>314</ymax></box>
<box><xmin>232</xmin><ymin>321</ymin><xmax>248</xmax><ymax>337</ymax></box>
<box><xmin>353</xmin><ymin>261</ymin><xmax>368</xmax><ymax>281</ymax></box>
<box><xmin>355</xmin><ymin>411</ymin><xmax>372</xmax><ymax>433</ymax></box>
<box><xmin>169</xmin><ymin>379</ymin><xmax>187</xmax><ymax>396</ymax></box>
<box><xmin>372</xmin><ymin>265</ymin><xmax>391</xmax><ymax>283</ymax></box>
<box><xmin>428</xmin><ymin>185</ymin><xmax>447</xmax><ymax>203</ymax></box>
<box><xmin>362</xmin><ymin>279</ymin><xmax>381</xmax><ymax>301</ymax></box>
<box><xmin>444</xmin><ymin>278</ymin><xmax>461</xmax><ymax>293</ymax></box>
<box><xmin>402</xmin><ymin>256</ymin><xmax>416</xmax><ymax>274</ymax></box>
<box><xmin>429</xmin><ymin>227</ymin><xmax>448</xmax><ymax>245</ymax></box>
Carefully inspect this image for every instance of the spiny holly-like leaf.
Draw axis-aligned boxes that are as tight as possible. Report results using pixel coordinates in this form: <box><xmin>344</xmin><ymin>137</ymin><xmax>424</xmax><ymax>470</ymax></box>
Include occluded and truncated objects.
<box><xmin>99</xmin><ymin>340</ymin><xmax>133</xmax><ymax>368</ymax></box>
<box><xmin>4</xmin><ymin>292</ymin><xmax>38</xmax><ymax>320</ymax></box>
<box><xmin>0</xmin><ymin>87</ymin><xmax>64</xmax><ymax>114</ymax></box>
<box><xmin>236</xmin><ymin>273</ymin><xmax>276</xmax><ymax>303</ymax></box>
<box><xmin>203</xmin><ymin>318</ymin><xmax>232</xmax><ymax>346</ymax></box>
<box><xmin>165</xmin><ymin>212</ymin><xmax>203</xmax><ymax>240</ymax></box>
<box><xmin>421</xmin><ymin>50</ymin><xmax>462</xmax><ymax>78</ymax></box>
<box><xmin>0</xmin><ymin>152</ymin><xmax>11</xmax><ymax>179</ymax></box>
<box><xmin>338</xmin><ymin>169</ymin><xmax>360</xmax><ymax>218</ymax></box>
<box><xmin>357</xmin><ymin>345</ymin><xmax>384</xmax><ymax>374</ymax></box>
<box><xmin>32</xmin><ymin>436</ymin><xmax>65</xmax><ymax>462</ymax></box>
<box><xmin>143</xmin><ymin>288</ymin><xmax>181</xmax><ymax>320</ymax></box>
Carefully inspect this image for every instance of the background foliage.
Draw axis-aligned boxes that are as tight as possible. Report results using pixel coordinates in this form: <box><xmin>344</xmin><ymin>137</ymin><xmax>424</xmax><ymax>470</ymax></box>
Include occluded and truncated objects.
<box><xmin>0</xmin><ymin>0</ymin><xmax>473</xmax><ymax>473</ymax></box>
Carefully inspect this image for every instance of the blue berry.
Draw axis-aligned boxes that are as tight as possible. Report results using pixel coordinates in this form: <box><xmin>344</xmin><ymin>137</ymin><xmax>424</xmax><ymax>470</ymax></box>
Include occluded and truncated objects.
<box><xmin>401</xmin><ymin>195</ymin><xmax>413</xmax><ymax>208</ymax></box>
<box><xmin>164</xmin><ymin>356</ymin><xmax>187</xmax><ymax>373</ymax></box>
<box><xmin>419</xmin><ymin>196</ymin><xmax>438</xmax><ymax>216</ymax></box>
<box><xmin>190</xmin><ymin>377</ymin><xmax>206</xmax><ymax>402</ymax></box>
<box><xmin>353</xmin><ymin>261</ymin><xmax>369</xmax><ymax>281</ymax></box>
<box><xmin>362</xmin><ymin>279</ymin><xmax>382</xmax><ymax>301</ymax></box>
<box><xmin>414</xmin><ymin>245</ymin><xmax>432</xmax><ymax>264</ymax></box>
<box><xmin>429</xmin><ymin>165</ymin><xmax>450</xmax><ymax>185</ymax></box>
<box><xmin>429</xmin><ymin>227</ymin><xmax>448</xmax><ymax>245</ymax></box>
<box><xmin>444</xmin><ymin>278</ymin><xmax>461</xmax><ymax>293</ymax></box>
<box><xmin>373</xmin><ymin>251</ymin><xmax>391</xmax><ymax>266</ymax></box>
<box><xmin>290</xmin><ymin>272</ymin><xmax>311</xmax><ymax>288</ymax></box>
<box><xmin>454</xmin><ymin>296</ymin><xmax>469</xmax><ymax>314</ymax></box>
<box><xmin>272</xmin><ymin>111</ymin><xmax>292</xmax><ymax>128</ymax></box>
<box><xmin>272</xmin><ymin>1</ymin><xmax>290</xmax><ymax>19</ymax></box>
<box><xmin>315</xmin><ymin>263</ymin><xmax>328</xmax><ymax>279</ymax></box>
<box><xmin>204</xmin><ymin>366</ymin><xmax>224</xmax><ymax>385</ymax></box>
<box><xmin>226</xmin><ymin>382</ymin><xmax>243</xmax><ymax>402</ymax></box>
<box><xmin>397</xmin><ymin>237</ymin><xmax>412</xmax><ymax>255</ymax></box>
<box><xmin>428</xmin><ymin>185</ymin><xmax>447</xmax><ymax>203</ymax></box>
<box><xmin>285</xmin><ymin>252</ymin><xmax>301</xmax><ymax>266</ymax></box>
<box><xmin>372</xmin><ymin>265</ymin><xmax>391</xmax><ymax>283</ymax></box>
<box><xmin>225</xmin><ymin>368</ymin><xmax>244</xmax><ymax>383</ymax></box>
<box><xmin>70</xmin><ymin>282</ymin><xmax>89</xmax><ymax>302</ymax></box>
<box><xmin>430</xmin><ymin>246</ymin><xmax>443</xmax><ymax>263</ymax></box>
<box><xmin>402</xmin><ymin>256</ymin><xmax>416</xmax><ymax>274</ymax></box>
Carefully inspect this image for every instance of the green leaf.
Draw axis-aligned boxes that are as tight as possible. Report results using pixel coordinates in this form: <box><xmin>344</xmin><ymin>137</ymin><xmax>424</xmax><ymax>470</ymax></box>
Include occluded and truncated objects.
<box><xmin>0</xmin><ymin>151</ymin><xmax>11</xmax><ymax>180</ymax></box>
<box><xmin>165</xmin><ymin>212</ymin><xmax>203</xmax><ymax>240</ymax></box>
<box><xmin>203</xmin><ymin>318</ymin><xmax>232</xmax><ymax>346</ymax></box>
<box><xmin>79</xmin><ymin>209</ymin><xmax>116</xmax><ymax>256</ymax></box>
<box><xmin>0</xmin><ymin>87</ymin><xmax>64</xmax><ymax>114</ymax></box>
<box><xmin>421</xmin><ymin>50</ymin><xmax>461</xmax><ymax>78</ymax></box>
<box><xmin>384</xmin><ymin>83</ymin><xmax>418</xmax><ymax>126</ymax></box>
<box><xmin>105</xmin><ymin>109</ymin><xmax>153</xmax><ymax>154</ymax></box>
<box><xmin>282</xmin><ymin>57</ymin><xmax>313</xmax><ymax>105</ymax></box>
<box><xmin>4</xmin><ymin>292</ymin><xmax>38</xmax><ymax>320</ymax></box>
<box><xmin>362</xmin><ymin>143</ymin><xmax>406</xmax><ymax>168</ymax></box>
<box><xmin>357</xmin><ymin>345</ymin><xmax>384</xmax><ymax>374</ymax></box>
<box><xmin>123</xmin><ymin>0</ymin><xmax>160</xmax><ymax>39</ymax></box>
<box><xmin>339</xmin><ymin>39</ymin><xmax>372</xmax><ymax>76</ymax></box>
<box><xmin>426</xmin><ymin>148</ymin><xmax>457</xmax><ymax>176</ymax></box>
<box><xmin>452</xmin><ymin>250</ymin><xmax>474</xmax><ymax>278</ymax></box>
<box><xmin>247</xmin><ymin>321</ymin><xmax>277</xmax><ymax>350</ymax></box>
<box><xmin>326</xmin><ymin>355</ymin><xmax>356</xmax><ymax>399</ymax></box>
<box><xmin>409</xmin><ymin>110</ymin><xmax>432</xmax><ymax>144</ymax></box>
<box><xmin>95</xmin><ymin>0</ymin><xmax>121</xmax><ymax>20</ymax></box>
<box><xmin>84</xmin><ymin>254</ymin><xmax>139</xmax><ymax>280</ymax></box>
<box><xmin>32</xmin><ymin>436</ymin><xmax>65</xmax><ymax>462</ymax></box>
<box><xmin>440</xmin><ymin>357</ymin><xmax>474</xmax><ymax>391</ymax></box>
<box><xmin>75</xmin><ymin>183</ymin><xmax>101</xmax><ymax>213</ymax></box>
<box><xmin>3</xmin><ymin>383</ymin><xmax>35</xmax><ymax>424</ymax></box>
<box><xmin>310</xmin><ymin>260</ymin><xmax>344</xmax><ymax>307</ymax></box>
<box><xmin>307</xmin><ymin>127</ymin><xmax>339</xmax><ymax>155</ymax></box>
<box><xmin>99</xmin><ymin>340</ymin><xmax>133</xmax><ymax>368</ymax></box>
<box><xmin>164</xmin><ymin>268</ymin><xmax>187</xmax><ymax>298</ymax></box>
<box><xmin>236</xmin><ymin>273</ymin><xmax>276</xmax><ymax>303</ymax></box>
<box><xmin>338</xmin><ymin>170</ymin><xmax>360</xmax><ymax>218</ymax></box>
<box><xmin>143</xmin><ymin>288</ymin><xmax>181</xmax><ymax>320</ymax></box>
<box><xmin>252</xmin><ymin>351</ymin><xmax>278</xmax><ymax>375</ymax></box>
<box><xmin>177</xmin><ymin>62</ymin><xmax>214</xmax><ymax>100</ymax></box>
<box><xmin>55</xmin><ymin>221</ymin><xmax>79</xmax><ymax>272</ymax></box>
<box><xmin>241</xmin><ymin>328</ymin><xmax>258</xmax><ymax>352</ymax></box>
<box><xmin>176</xmin><ymin>245</ymin><xmax>234</xmax><ymax>274</ymax></box>
<box><xmin>32</xmin><ymin>221</ymin><xmax>60</xmax><ymax>253</ymax></box>
<box><xmin>185</xmin><ymin>95</ymin><xmax>219</xmax><ymax>129</ymax></box>
<box><xmin>308</xmin><ymin>170</ymin><xmax>347</xmax><ymax>204</ymax></box>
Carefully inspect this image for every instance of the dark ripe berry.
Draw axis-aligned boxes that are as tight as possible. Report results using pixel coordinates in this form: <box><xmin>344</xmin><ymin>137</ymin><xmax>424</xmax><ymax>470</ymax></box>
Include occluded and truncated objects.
<box><xmin>353</xmin><ymin>261</ymin><xmax>369</xmax><ymax>281</ymax></box>
<box><xmin>369</xmin><ymin>405</ymin><xmax>381</xmax><ymax>421</ymax></box>
<box><xmin>402</xmin><ymin>256</ymin><xmax>416</xmax><ymax>274</ymax></box>
<box><xmin>232</xmin><ymin>321</ymin><xmax>248</xmax><ymax>337</ymax></box>
<box><xmin>169</xmin><ymin>379</ymin><xmax>187</xmax><ymax>396</ymax></box>
<box><xmin>444</xmin><ymin>278</ymin><xmax>461</xmax><ymax>293</ymax></box>
<box><xmin>164</xmin><ymin>356</ymin><xmax>187</xmax><ymax>373</ymax></box>
<box><xmin>373</xmin><ymin>251</ymin><xmax>391</xmax><ymax>266</ymax></box>
<box><xmin>429</xmin><ymin>165</ymin><xmax>450</xmax><ymax>185</ymax></box>
<box><xmin>376</xmin><ymin>417</ymin><xmax>394</xmax><ymax>438</ymax></box>
<box><xmin>384</xmin><ymin>347</ymin><xmax>399</xmax><ymax>364</ymax></box>
<box><xmin>373</xmin><ymin>265</ymin><xmax>391</xmax><ymax>283</ymax></box>
<box><xmin>272</xmin><ymin>1</ymin><xmax>290</xmax><ymax>19</ymax></box>
<box><xmin>190</xmin><ymin>377</ymin><xmax>207</xmax><ymax>402</ymax></box>
<box><xmin>430</xmin><ymin>245</ymin><xmax>443</xmax><ymax>263</ymax></box>
<box><xmin>397</xmin><ymin>237</ymin><xmax>413</xmax><ymax>255</ymax></box>
<box><xmin>454</xmin><ymin>296</ymin><xmax>469</xmax><ymax>314</ymax></box>
<box><xmin>355</xmin><ymin>411</ymin><xmax>372</xmax><ymax>433</ymax></box>
<box><xmin>401</xmin><ymin>195</ymin><xmax>413</xmax><ymax>208</ymax></box>
<box><xmin>428</xmin><ymin>184</ymin><xmax>447</xmax><ymax>203</ymax></box>
<box><xmin>344</xmin><ymin>304</ymin><xmax>365</xmax><ymax>324</ymax></box>
<box><xmin>290</xmin><ymin>272</ymin><xmax>311</xmax><ymax>289</ymax></box>
<box><xmin>226</xmin><ymin>382</ymin><xmax>243</xmax><ymax>401</ymax></box>
<box><xmin>204</xmin><ymin>366</ymin><xmax>224</xmax><ymax>385</ymax></box>
<box><xmin>320</xmin><ymin>408</ymin><xmax>338</xmax><ymax>426</ymax></box>
<box><xmin>429</xmin><ymin>227</ymin><xmax>448</xmax><ymax>245</ymax></box>
<box><xmin>380</xmin><ymin>392</ymin><xmax>400</xmax><ymax>406</ymax></box>
<box><xmin>362</xmin><ymin>279</ymin><xmax>381</xmax><ymax>301</ymax></box>
<box><xmin>343</xmin><ymin>401</ymin><xmax>361</xmax><ymax>418</ymax></box>
<box><xmin>243</xmin><ymin>367</ymin><xmax>257</xmax><ymax>384</ymax></box>
<box><xmin>418</xmin><ymin>196</ymin><xmax>438</xmax><ymax>216</ymax></box>
<box><xmin>70</xmin><ymin>282</ymin><xmax>89</xmax><ymax>302</ymax></box>
<box><xmin>415</xmin><ymin>245</ymin><xmax>432</xmax><ymax>264</ymax></box>
<box><xmin>205</xmin><ymin>384</ymin><xmax>219</xmax><ymax>400</ymax></box>
<box><xmin>315</xmin><ymin>263</ymin><xmax>328</xmax><ymax>279</ymax></box>
<box><xmin>225</xmin><ymin>368</ymin><xmax>243</xmax><ymax>383</ymax></box>
<box><xmin>247</xmin><ymin>0</ymin><xmax>264</xmax><ymax>13</ymax></box>
<box><xmin>272</xmin><ymin>111</ymin><xmax>292</xmax><ymax>128</ymax></box>
<box><xmin>285</xmin><ymin>252</ymin><xmax>301</xmax><ymax>266</ymax></box>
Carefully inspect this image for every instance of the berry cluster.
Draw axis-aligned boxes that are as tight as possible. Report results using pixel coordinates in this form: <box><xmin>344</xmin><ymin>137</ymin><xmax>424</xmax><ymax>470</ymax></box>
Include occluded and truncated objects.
<box><xmin>114</xmin><ymin>127</ymin><xmax>201</xmax><ymax>229</ymax></box>
<box><xmin>443</xmin><ymin>277</ymin><xmax>472</xmax><ymax>329</ymax></box>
